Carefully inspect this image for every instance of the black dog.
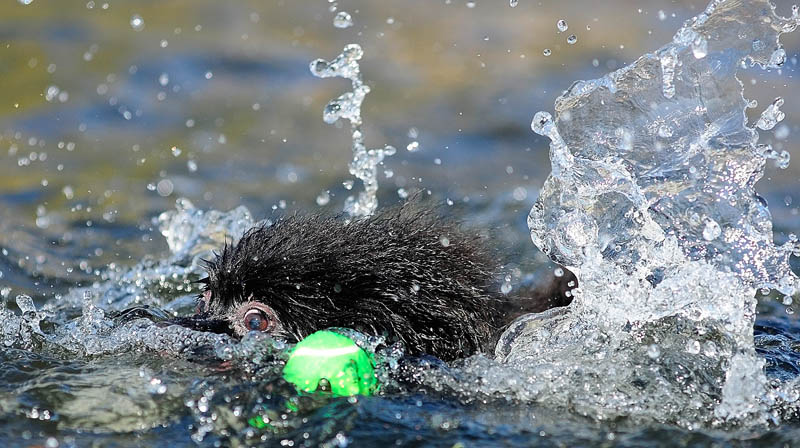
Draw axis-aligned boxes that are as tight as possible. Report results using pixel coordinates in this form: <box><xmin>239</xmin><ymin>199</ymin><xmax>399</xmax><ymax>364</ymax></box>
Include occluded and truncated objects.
<box><xmin>177</xmin><ymin>202</ymin><xmax>573</xmax><ymax>361</ymax></box>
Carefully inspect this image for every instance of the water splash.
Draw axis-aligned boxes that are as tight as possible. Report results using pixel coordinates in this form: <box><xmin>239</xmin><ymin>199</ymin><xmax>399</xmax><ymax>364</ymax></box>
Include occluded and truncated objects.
<box><xmin>51</xmin><ymin>198</ymin><xmax>257</xmax><ymax>313</ymax></box>
<box><xmin>528</xmin><ymin>0</ymin><xmax>800</xmax><ymax>307</ymax></box>
<box><xmin>0</xmin><ymin>199</ymin><xmax>256</xmax><ymax>355</ymax></box>
<box><xmin>157</xmin><ymin>197</ymin><xmax>254</xmax><ymax>265</ymax></box>
<box><xmin>310</xmin><ymin>44</ymin><xmax>395</xmax><ymax>218</ymax></box>
<box><xmin>486</xmin><ymin>0</ymin><xmax>800</xmax><ymax>425</ymax></box>
<box><xmin>0</xmin><ymin>295</ymin><xmax>46</xmax><ymax>349</ymax></box>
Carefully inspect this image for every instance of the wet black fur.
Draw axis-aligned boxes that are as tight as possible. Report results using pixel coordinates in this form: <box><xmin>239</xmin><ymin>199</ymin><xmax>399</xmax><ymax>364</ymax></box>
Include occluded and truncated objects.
<box><xmin>200</xmin><ymin>202</ymin><xmax>574</xmax><ymax>361</ymax></box>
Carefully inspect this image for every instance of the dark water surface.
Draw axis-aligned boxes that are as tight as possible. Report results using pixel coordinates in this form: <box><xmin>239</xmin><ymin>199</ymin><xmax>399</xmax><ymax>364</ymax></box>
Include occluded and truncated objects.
<box><xmin>1</xmin><ymin>0</ymin><xmax>800</xmax><ymax>446</ymax></box>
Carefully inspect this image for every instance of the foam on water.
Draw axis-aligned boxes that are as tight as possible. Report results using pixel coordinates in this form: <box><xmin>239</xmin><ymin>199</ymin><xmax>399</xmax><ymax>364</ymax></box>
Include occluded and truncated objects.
<box><xmin>462</xmin><ymin>0</ymin><xmax>800</xmax><ymax>425</ymax></box>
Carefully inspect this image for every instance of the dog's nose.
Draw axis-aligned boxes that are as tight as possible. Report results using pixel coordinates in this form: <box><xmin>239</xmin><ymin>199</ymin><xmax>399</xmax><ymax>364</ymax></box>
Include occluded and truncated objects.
<box><xmin>110</xmin><ymin>305</ymin><xmax>235</xmax><ymax>335</ymax></box>
<box><xmin>158</xmin><ymin>313</ymin><xmax>236</xmax><ymax>336</ymax></box>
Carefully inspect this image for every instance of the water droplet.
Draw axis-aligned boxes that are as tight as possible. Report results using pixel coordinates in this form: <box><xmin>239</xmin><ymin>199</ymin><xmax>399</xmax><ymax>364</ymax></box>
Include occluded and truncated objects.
<box><xmin>530</xmin><ymin>111</ymin><xmax>554</xmax><ymax>136</ymax></box>
<box><xmin>316</xmin><ymin>190</ymin><xmax>331</xmax><ymax>206</ymax></box>
<box><xmin>647</xmin><ymin>344</ymin><xmax>661</xmax><ymax>359</ymax></box>
<box><xmin>769</xmin><ymin>48</ymin><xmax>786</xmax><ymax>67</ymax></box>
<box><xmin>567</xmin><ymin>34</ymin><xmax>577</xmax><ymax>45</ymax></box>
<box><xmin>542</xmin><ymin>48</ymin><xmax>551</xmax><ymax>56</ymax></box>
<box><xmin>45</xmin><ymin>85</ymin><xmax>60</xmax><ymax>102</ymax></box>
<box><xmin>406</xmin><ymin>141</ymin><xmax>420</xmax><ymax>152</ymax></box>
<box><xmin>130</xmin><ymin>14</ymin><xmax>145</xmax><ymax>31</ymax></box>
<box><xmin>310</xmin><ymin>59</ymin><xmax>330</xmax><ymax>77</ymax></box>
<box><xmin>333</xmin><ymin>11</ymin><xmax>353</xmax><ymax>29</ymax></box>
<box><xmin>18</xmin><ymin>0</ymin><xmax>33</xmax><ymax>4</ymax></box>
<box><xmin>158</xmin><ymin>73</ymin><xmax>169</xmax><ymax>86</ymax></box>
<box><xmin>156</xmin><ymin>179</ymin><xmax>174</xmax><ymax>197</ymax></box>
<box><xmin>16</xmin><ymin>295</ymin><xmax>36</xmax><ymax>314</ymax></box>
<box><xmin>554</xmin><ymin>267</ymin><xmax>564</xmax><ymax>277</ymax></box>
<box><xmin>501</xmin><ymin>275</ymin><xmax>513</xmax><ymax>294</ymax></box>
<box><xmin>657</xmin><ymin>124</ymin><xmax>673</xmax><ymax>138</ymax></box>
<box><xmin>509</xmin><ymin>0</ymin><xmax>518</xmax><ymax>7</ymax></box>
<box><xmin>323</xmin><ymin>101</ymin><xmax>343</xmax><ymax>124</ymax></box>
<box><xmin>702</xmin><ymin>219</ymin><xmax>721</xmax><ymax>241</ymax></box>
<box><xmin>691</xmin><ymin>36</ymin><xmax>708</xmax><ymax>59</ymax></box>
<box><xmin>756</xmin><ymin>97</ymin><xmax>785</xmax><ymax>131</ymax></box>
<box><xmin>777</xmin><ymin>151</ymin><xmax>791</xmax><ymax>170</ymax></box>
<box><xmin>557</xmin><ymin>19</ymin><xmax>568</xmax><ymax>33</ymax></box>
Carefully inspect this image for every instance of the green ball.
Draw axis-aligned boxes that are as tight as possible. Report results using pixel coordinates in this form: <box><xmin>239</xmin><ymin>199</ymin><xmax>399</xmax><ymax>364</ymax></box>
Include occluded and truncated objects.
<box><xmin>282</xmin><ymin>330</ymin><xmax>377</xmax><ymax>397</ymax></box>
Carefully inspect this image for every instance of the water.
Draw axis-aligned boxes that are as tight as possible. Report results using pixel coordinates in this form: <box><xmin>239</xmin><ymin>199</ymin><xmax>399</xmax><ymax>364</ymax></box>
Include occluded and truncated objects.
<box><xmin>1</xmin><ymin>0</ymin><xmax>800</xmax><ymax>446</ymax></box>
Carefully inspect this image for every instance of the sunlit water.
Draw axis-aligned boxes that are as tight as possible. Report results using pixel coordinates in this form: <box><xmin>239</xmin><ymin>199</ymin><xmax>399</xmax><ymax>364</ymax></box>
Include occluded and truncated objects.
<box><xmin>2</xmin><ymin>1</ymin><xmax>800</xmax><ymax>447</ymax></box>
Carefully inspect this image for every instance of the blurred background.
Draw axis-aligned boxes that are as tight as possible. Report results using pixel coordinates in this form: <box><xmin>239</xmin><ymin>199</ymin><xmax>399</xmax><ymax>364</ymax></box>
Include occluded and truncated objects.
<box><xmin>0</xmin><ymin>0</ymin><xmax>798</xmax><ymax>299</ymax></box>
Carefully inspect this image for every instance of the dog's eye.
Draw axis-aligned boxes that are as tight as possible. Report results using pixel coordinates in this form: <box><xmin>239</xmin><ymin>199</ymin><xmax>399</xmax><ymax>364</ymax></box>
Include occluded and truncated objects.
<box><xmin>243</xmin><ymin>309</ymin><xmax>272</xmax><ymax>332</ymax></box>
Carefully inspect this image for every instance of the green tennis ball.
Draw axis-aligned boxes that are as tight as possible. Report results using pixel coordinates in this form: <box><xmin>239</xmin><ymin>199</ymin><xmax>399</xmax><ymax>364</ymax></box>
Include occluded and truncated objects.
<box><xmin>282</xmin><ymin>330</ymin><xmax>377</xmax><ymax>397</ymax></box>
